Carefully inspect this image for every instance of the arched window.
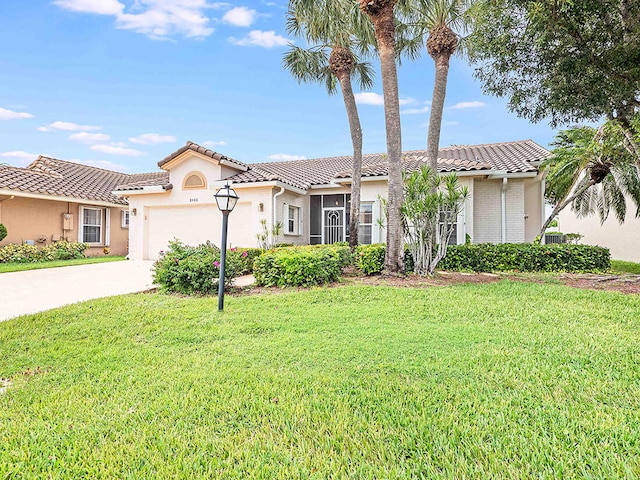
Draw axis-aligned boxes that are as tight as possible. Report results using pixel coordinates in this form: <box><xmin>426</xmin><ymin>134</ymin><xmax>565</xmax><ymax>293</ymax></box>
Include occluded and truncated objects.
<box><xmin>183</xmin><ymin>171</ymin><xmax>207</xmax><ymax>190</ymax></box>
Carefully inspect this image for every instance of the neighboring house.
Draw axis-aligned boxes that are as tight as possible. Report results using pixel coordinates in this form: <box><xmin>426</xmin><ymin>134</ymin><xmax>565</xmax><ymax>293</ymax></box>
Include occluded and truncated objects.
<box><xmin>115</xmin><ymin>140</ymin><xmax>550</xmax><ymax>260</ymax></box>
<box><xmin>558</xmin><ymin>206</ymin><xmax>640</xmax><ymax>262</ymax></box>
<box><xmin>0</xmin><ymin>157</ymin><xmax>164</xmax><ymax>256</ymax></box>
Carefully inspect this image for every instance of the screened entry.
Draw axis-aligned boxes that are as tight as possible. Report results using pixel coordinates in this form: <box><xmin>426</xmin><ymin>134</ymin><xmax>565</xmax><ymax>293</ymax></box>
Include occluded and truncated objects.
<box><xmin>309</xmin><ymin>194</ymin><xmax>377</xmax><ymax>245</ymax></box>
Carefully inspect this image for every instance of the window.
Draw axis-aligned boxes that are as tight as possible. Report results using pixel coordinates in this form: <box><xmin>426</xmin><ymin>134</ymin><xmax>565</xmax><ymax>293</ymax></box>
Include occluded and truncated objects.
<box><xmin>285</xmin><ymin>205</ymin><xmax>301</xmax><ymax>235</ymax></box>
<box><xmin>182</xmin><ymin>172</ymin><xmax>206</xmax><ymax>190</ymax></box>
<box><xmin>358</xmin><ymin>203</ymin><xmax>373</xmax><ymax>244</ymax></box>
<box><xmin>121</xmin><ymin>210</ymin><xmax>130</xmax><ymax>228</ymax></box>
<box><xmin>438</xmin><ymin>209</ymin><xmax>458</xmax><ymax>246</ymax></box>
<box><xmin>81</xmin><ymin>207</ymin><xmax>103</xmax><ymax>244</ymax></box>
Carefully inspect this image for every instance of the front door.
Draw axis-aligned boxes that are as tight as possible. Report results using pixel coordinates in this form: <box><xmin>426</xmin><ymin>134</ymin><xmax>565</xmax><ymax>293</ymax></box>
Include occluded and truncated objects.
<box><xmin>323</xmin><ymin>208</ymin><xmax>345</xmax><ymax>244</ymax></box>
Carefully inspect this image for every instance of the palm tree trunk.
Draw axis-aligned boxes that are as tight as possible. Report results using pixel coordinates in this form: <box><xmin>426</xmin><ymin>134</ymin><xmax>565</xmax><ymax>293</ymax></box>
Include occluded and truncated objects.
<box><xmin>538</xmin><ymin>178</ymin><xmax>597</xmax><ymax>238</ymax></box>
<box><xmin>336</xmin><ymin>70</ymin><xmax>363</xmax><ymax>250</ymax></box>
<box><xmin>360</xmin><ymin>0</ymin><xmax>404</xmax><ymax>273</ymax></box>
<box><xmin>426</xmin><ymin>53</ymin><xmax>451</xmax><ymax>172</ymax></box>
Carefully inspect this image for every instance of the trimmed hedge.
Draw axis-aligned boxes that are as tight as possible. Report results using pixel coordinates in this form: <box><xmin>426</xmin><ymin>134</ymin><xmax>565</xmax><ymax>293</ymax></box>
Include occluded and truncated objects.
<box><xmin>438</xmin><ymin>243</ymin><xmax>610</xmax><ymax>272</ymax></box>
<box><xmin>0</xmin><ymin>241</ymin><xmax>88</xmax><ymax>263</ymax></box>
<box><xmin>354</xmin><ymin>244</ymin><xmax>413</xmax><ymax>275</ymax></box>
<box><xmin>254</xmin><ymin>245</ymin><xmax>351</xmax><ymax>287</ymax></box>
<box><xmin>354</xmin><ymin>242</ymin><xmax>610</xmax><ymax>274</ymax></box>
<box><xmin>153</xmin><ymin>240</ymin><xmax>248</xmax><ymax>295</ymax></box>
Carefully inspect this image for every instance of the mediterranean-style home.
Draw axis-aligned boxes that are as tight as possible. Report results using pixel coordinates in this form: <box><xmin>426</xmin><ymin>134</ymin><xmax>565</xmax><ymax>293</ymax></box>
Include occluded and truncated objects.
<box><xmin>0</xmin><ymin>139</ymin><xmax>550</xmax><ymax>260</ymax></box>
<box><xmin>0</xmin><ymin>157</ymin><xmax>164</xmax><ymax>256</ymax></box>
<box><xmin>114</xmin><ymin>140</ymin><xmax>550</xmax><ymax>260</ymax></box>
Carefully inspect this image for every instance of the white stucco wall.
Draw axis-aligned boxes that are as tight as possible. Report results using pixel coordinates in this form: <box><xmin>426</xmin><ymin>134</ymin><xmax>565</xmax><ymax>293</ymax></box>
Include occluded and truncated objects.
<box><xmin>473</xmin><ymin>178</ymin><xmax>529</xmax><ymax>244</ymax></box>
<box><xmin>558</xmin><ymin>208</ymin><xmax>640</xmax><ymax>262</ymax></box>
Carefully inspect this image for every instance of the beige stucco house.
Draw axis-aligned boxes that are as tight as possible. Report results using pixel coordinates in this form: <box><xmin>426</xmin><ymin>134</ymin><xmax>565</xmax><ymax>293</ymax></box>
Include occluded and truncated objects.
<box><xmin>558</xmin><ymin>205</ymin><xmax>640</xmax><ymax>262</ymax></box>
<box><xmin>0</xmin><ymin>157</ymin><xmax>164</xmax><ymax>256</ymax></box>
<box><xmin>115</xmin><ymin>140</ymin><xmax>550</xmax><ymax>260</ymax></box>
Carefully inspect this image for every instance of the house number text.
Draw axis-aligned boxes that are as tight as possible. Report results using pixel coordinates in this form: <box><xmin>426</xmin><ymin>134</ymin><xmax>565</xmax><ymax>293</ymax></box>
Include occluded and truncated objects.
<box><xmin>189</xmin><ymin>198</ymin><xmax>199</xmax><ymax>203</ymax></box>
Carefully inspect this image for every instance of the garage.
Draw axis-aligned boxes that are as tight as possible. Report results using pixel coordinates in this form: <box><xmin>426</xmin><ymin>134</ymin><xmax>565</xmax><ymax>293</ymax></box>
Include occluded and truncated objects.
<box><xmin>144</xmin><ymin>202</ymin><xmax>255</xmax><ymax>260</ymax></box>
<box><xmin>145</xmin><ymin>204</ymin><xmax>219</xmax><ymax>260</ymax></box>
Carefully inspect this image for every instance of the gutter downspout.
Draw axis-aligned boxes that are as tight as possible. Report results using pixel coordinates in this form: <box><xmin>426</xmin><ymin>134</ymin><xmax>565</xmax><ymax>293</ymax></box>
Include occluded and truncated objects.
<box><xmin>273</xmin><ymin>186</ymin><xmax>285</xmax><ymax>240</ymax></box>
<box><xmin>501</xmin><ymin>178</ymin><xmax>508</xmax><ymax>243</ymax></box>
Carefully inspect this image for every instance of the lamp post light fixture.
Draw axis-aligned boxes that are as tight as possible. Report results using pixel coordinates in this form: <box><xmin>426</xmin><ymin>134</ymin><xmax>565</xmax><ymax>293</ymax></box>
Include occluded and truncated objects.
<box><xmin>214</xmin><ymin>183</ymin><xmax>239</xmax><ymax>311</ymax></box>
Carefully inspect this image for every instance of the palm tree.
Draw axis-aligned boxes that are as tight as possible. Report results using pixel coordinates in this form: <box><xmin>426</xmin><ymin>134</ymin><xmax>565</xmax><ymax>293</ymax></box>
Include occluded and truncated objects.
<box><xmin>283</xmin><ymin>4</ymin><xmax>375</xmax><ymax>249</ymax></box>
<box><xmin>540</xmin><ymin>124</ymin><xmax>640</xmax><ymax>238</ymax></box>
<box><xmin>417</xmin><ymin>0</ymin><xmax>471</xmax><ymax>172</ymax></box>
<box><xmin>359</xmin><ymin>0</ymin><xmax>405</xmax><ymax>273</ymax></box>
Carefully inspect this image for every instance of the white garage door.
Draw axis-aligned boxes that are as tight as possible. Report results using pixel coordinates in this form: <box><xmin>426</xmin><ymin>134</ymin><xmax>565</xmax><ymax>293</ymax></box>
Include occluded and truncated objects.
<box><xmin>146</xmin><ymin>205</ymin><xmax>219</xmax><ymax>260</ymax></box>
<box><xmin>145</xmin><ymin>202</ymin><xmax>255</xmax><ymax>260</ymax></box>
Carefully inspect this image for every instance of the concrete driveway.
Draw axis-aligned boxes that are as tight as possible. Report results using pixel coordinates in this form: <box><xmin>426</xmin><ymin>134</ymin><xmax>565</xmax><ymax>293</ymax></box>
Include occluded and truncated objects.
<box><xmin>0</xmin><ymin>261</ymin><xmax>155</xmax><ymax>322</ymax></box>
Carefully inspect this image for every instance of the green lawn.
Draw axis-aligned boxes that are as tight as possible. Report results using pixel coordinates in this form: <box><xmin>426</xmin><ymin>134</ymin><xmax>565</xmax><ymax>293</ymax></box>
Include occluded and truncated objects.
<box><xmin>611</xmin><ymin>259</ymin><xmax>640</xmax><ymax>275</ymax></box>
<box><xmin>1</xmin><ymin>282</ymin><xmax>639</xmax><ymax>478</ymax></box>
<box><xmin>0</xmin><ymin>256</ymin><xmax>126</xmax><ymax>273</ymax></box>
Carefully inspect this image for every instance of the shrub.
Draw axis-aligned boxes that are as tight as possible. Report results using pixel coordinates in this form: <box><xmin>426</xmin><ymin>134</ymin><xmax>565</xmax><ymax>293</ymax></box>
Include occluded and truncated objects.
<box><xmin>152</xmin><ymin>240</ymin><xmax>242</xmax><ymax>295</ymax></box>
<box><xmin>253</xmin><ymin>245</ymin><xmax>350</xmax><ymax>287</ymax></box>
<box><xmin>0</xmin><ymin>224</ymin><xmax>7</xmax><ymax>242</ymax></box>
<box><xmin>355</xmin><ymin>243</ymin><xmax>414</xmax><ymax>275</ymax></box>
<box><xmin>355</xmin><ymin>244</ymin><xmax>386</xmax><ymax>275</ymax></box>
<box><xmin>438</xmin><ymin>243</ymin><xmax>610</xmax><ymax>273</ymax></box>
<box><xmin>0</xmin><ymin>241</ymin><xmax>88</xmax><ymax>263</ymax></box>
<box><xmin>234</xmin><ymin>247</ymin><xmax>263</xmax><ymax>275</ymax></box>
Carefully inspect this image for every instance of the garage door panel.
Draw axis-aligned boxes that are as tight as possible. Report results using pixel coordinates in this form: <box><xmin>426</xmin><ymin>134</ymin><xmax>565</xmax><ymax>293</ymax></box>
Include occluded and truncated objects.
<box><xmin>146</xmin><ymin>205</ymin><xmax>219</xmax><ymax>260</ymax></box>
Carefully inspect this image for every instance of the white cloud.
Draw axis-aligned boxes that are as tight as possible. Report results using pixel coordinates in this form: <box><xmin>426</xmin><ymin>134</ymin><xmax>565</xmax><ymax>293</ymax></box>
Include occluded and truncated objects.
<box><xmin>450</xmin><ymin>101</ymin><xmax>487</xmax><ymax>109</ymax></box>
<box><xmin>230</xmin><ymin>30</ymin><xmax>289</xmax><ymax>48</ymax></box>
<box><xmin>90</xmin><ymin>144</ymin><xmax>147</xmax><ymax>156</ymax></box>
<box><xmin>54</xmin><ymin>0</ymin><xmax>214</xmax><ymax>39</ymax></box>
<box><xmin>267</xmin><ymin>153</ymin><xmax>306</xmax><ymax>161</ymax></box>
<box><xmin>0</xmin><ymin>107</ymin><xmax>34</xmax><ymax>120</ymax></box>
<box><xmin>444</xmin><ymin>121</ymin><xmax>459</xmax><ymax>126</ymax></box>
<box><xmin>202</xmin><ymin>140</ymin><xmax>227</xmax><ymax>147</ymax></box>
<box><xmin>53</xmin><ymin>0</ymin><xmax>124</xmax><ymax>15</ymax></box>
<box><xmin>0</xmin><ymin>151</ymin><xmax>39</xmax><ymax>166</ymax></box>
<box><xmin>401</xmin><ymin>105</ymin><xmax>429</xmax><ymax>115</ymax></box>
<box><xmin>38</xmin><ymin>121</ymin><xmax>101</xmax><ymax>132</ymax></box>
<box><xmin>223</xmin><ymin>6</ymin><xmax>256</xmax><ymax>27</ymax></box>
<box><xmin>68</xmin><ymin>132</ymin><xmax>111</xmax><ymax>144</ymax></box>
<box><xmin>355</xmin><ymin>92</ymin><xmax>415</xmax><ymax>106</ymax></box>
<box><xmin>129</xmin><ymin>133</ymin><xmax>176</xmax><ymax>144</ymax></box>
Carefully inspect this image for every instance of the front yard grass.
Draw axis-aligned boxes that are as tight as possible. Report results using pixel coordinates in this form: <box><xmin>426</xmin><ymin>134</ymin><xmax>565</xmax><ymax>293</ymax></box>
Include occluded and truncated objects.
<box><xmin>0</xmin><ymin>256</ymin><xmax>125</xmax><ymax>273</ymax></box>
<box><xmin>1</xmin><ymin>282</ymin><xmax>639</xmax><ymax>478</ymax></box>
<box><xmin>611</xmin><ymin>259</ymin><xmax>640</xmax><ymax>275</ymax></box>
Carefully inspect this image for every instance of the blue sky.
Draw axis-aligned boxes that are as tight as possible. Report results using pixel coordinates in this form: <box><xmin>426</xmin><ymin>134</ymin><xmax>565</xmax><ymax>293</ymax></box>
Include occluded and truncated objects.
<box><xmin>0</xmin><ymin>0</ymin><xmax>557</xmax><ymax>174</ymax></box>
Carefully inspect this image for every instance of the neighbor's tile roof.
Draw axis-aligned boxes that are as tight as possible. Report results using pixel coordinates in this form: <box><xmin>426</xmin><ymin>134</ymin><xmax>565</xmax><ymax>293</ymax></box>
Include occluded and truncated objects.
<box><xmin>0</xmin><ymin>156</ymin><xmax>169</xmax><ymax>205</ymax></box>
<box><xmin>157</xmin><ymin>140</ymin><xmax>248</xmax><ymax>170</ymax></box>
<box><xmin>227</xmin><ymin>139</ymin><xmax>548</xmax><ymax>190</ymax></box>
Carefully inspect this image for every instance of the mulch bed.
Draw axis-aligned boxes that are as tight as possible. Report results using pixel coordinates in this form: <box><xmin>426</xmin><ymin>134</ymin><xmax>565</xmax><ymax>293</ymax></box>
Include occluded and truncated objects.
<box><xmin>235</xmin><ymin>269</ymin><xmax>640</xmax><ymax>296</ymax></box>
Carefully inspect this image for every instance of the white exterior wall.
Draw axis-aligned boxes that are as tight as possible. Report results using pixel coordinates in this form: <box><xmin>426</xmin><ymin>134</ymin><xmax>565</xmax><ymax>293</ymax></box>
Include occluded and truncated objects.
<box><xmin>276</xmin><ymin>190</ymin><xmax>307</xmax><ymax>245</ymax></box>
<box><xmin>473</xmin><ymin>178</ymin><xmax>527</xmax><ymax>244</ymax></box>
<box><xmin>125</xmin><ymin>152</ymin><xmax>280</xmax><ymax>260</ymax></box>
<box><xmin>506</xmin><ymin>180</ymin><xmax>525</xmax><ymax>243</ymax></box>
<box><xmin>558</xmin><ymin>207</ymin><xmax>640</xmax><ymax>262</ymax></box>
<box><xmin>524</xmin><ymin>175</ymin><xmax>544</xmax><ymax>242</ymax></box>
<box><xmin>473</xmin><ymin>179</ymin><xmax>502</xmax><ymax>243</ymax></box>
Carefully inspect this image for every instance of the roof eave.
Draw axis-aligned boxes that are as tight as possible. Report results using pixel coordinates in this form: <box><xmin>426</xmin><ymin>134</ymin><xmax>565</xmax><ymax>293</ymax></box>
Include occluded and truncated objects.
<box><xmin>0</xmin><ymin>188</ymin><xmax>126</xmax><ymax>207</ymax></box>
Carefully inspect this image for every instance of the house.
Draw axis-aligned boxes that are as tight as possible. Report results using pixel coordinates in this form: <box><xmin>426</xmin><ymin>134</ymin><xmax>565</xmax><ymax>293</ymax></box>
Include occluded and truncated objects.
<box><xmin>558</xmin><ymin>206</ymin><xmax>640</xmax><ymax>262</ymax></box>
<box><xmin>115</xmin><ymin>140</ymin><xmax>550</xmax><ymax>260</ymax></box>
<box><xmin>0</xmin><ymin>157</ymin><xmax>165</xmax><ymax>256</ymax></box>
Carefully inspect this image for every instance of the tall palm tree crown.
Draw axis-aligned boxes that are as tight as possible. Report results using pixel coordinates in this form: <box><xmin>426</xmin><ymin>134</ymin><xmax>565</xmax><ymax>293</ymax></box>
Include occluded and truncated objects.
<box><xmin>283</xmin><ymin>0</ymin><xmax>375</xmax><ymax>248</ymax></box>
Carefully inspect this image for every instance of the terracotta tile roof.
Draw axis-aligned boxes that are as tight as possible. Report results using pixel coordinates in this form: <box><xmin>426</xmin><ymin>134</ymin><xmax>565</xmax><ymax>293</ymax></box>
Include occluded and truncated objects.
<box><xmin>114</xmin><ymin>172</ymin><xmax>171</xmax><ymax>192</ymax></box>
<box><xmin>227</xmin><ymin>139</ymin><xmax>548</xmax><ymax>190</ymax></box>
<box><xmin>0</xmin><ymin>156</ymin><xmax>169</xmax><ymax>205</ymax></box>
<box><xmin>157</xmin><ymin>140</ymin><xmax>248</xmax><ymax>170</ymax></box>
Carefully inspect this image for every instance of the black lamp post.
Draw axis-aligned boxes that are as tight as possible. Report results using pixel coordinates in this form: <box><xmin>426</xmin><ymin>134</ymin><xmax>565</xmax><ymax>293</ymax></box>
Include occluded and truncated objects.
<box><xmin>214</xmin><ymin>183</ymin><xmax>239</xmax><ymax>311</ymax></box>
